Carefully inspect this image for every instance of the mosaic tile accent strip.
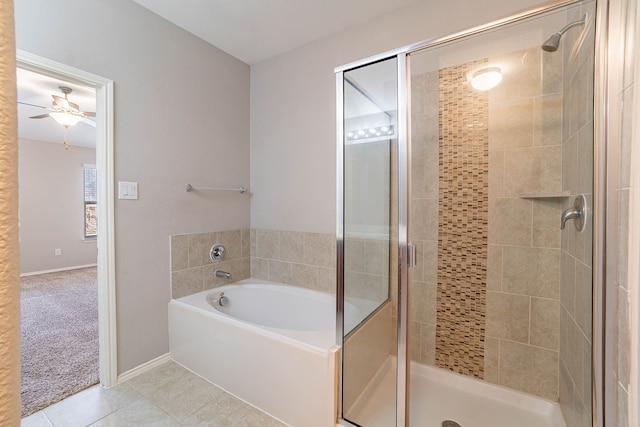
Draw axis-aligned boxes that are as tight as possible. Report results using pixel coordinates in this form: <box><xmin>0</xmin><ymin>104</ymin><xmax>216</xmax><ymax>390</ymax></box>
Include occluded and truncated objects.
<box><xmin>435</xmin><ymin>60</ymin><xmax>489</xmax><ymax>378</ymax></box>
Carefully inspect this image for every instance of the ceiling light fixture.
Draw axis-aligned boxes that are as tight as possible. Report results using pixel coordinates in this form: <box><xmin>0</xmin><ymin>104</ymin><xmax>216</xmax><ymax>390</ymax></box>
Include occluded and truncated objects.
<box><xmin>471</xmin><ymin>67</ymin><xmax>503</xmax><ymax>91</ymax></box>
<box><xmin>50</xmin><ymin>112</ymin><xmax>83</xmax><ymax>128</ymax></box>
<box><xmin>346</xmin><ymin>125</ymin><xmax>395</xmax><ymax>142</ymax></box>
<box><xmin>50</xmin><ymin>112</ymin><xmax>83</xmax><ymax>150</ymax></box>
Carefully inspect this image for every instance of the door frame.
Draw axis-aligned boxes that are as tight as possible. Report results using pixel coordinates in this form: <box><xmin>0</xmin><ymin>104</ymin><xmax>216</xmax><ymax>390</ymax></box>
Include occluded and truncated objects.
<box><xmin>17</xmin><ymin>50</ymin><xmax>117</xmax><ymax>387</ymax></box>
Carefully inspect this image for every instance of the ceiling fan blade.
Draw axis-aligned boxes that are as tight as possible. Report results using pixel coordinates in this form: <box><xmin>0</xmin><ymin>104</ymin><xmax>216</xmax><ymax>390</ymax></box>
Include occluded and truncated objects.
<box><xmin>52</xmin><ymin>95</ymin><xmax>69</xmax><ymax>109</ymax></box>
<box><xmin>18</xmin><ymin>101</ymin><xmax>52</xmax><ymax>110</ymax></box>
<box><xmin>29</xmin><ymin>114</ymin><xmax>51</xmax><ymax>119</ymax></box>
<box><xmin>81</xmin><ymin>117</ymin><xmax>96</xmax><ymax>128</ymax></box>
<box><xmin>68</xmin><ymin>101</ymin><xmax>80</xmax><ymax>112</ymax></box>
<box><xmin>82</xmin><ymin>112</ymin><xmax>96</xmax><ymax>117</ymax></box>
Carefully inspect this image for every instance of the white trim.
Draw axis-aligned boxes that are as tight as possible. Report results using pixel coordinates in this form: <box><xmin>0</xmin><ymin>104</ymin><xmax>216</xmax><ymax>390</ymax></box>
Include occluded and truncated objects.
<box><xmin>117</xmin><ymin>353</ymin><xmax>172</xmax><ymax>384</ymax></box>
<box><xmin>16</xmin><ymin>50</ymin><xmax>118</xmax><ymax>388</ymax></box>
<box><xmin>20</xmin><ymin>263</ymin><xmax>98</xmax><ymax>277</ymax></box>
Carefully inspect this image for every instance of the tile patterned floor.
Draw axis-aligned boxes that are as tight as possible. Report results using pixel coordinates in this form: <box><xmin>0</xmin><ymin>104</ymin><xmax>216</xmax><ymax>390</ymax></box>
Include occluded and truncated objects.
<box><xmin>21</xmin><ymin>361</ymin><xmax>287</xmax><ymax>427</ymax></box>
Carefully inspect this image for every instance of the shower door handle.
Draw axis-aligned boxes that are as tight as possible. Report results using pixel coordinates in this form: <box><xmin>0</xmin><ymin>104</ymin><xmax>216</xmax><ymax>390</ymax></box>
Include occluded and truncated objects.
<box><xmin>407</xmin><ymin>243</ymin><xmax>417</xmax><ymax>268</ymax></box>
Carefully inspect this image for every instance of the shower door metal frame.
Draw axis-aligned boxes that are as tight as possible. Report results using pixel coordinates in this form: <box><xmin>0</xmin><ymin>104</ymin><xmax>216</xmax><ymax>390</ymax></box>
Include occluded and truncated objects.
<box><xmin>335</xmin><ymin>55</ymin><xmax>406</xmax><ymax>427</ymax></box>
<box><xmin>396</xmin><ymin>52</ymin><xmax>410</xmax><ymax>427</ymax></box>
<box><xmin>336</xmin><ymin>0</ymin><xmax>608</xmax><ymax>425</ymax></box>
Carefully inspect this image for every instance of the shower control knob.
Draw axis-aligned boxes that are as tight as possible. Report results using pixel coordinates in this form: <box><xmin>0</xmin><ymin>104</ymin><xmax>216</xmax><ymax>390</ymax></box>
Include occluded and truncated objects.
<box><xmin>210</xmin><ymin>244</ymin><xmax>225</xmax><ymax>262</ymax></box>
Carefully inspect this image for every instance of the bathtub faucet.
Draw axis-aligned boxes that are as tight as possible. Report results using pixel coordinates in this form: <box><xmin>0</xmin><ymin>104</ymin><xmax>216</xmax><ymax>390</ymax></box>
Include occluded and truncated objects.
<box><xmin>214</xmin><ymin>270</ymin><xmax>232</xmax><ymax>280</ymax></box>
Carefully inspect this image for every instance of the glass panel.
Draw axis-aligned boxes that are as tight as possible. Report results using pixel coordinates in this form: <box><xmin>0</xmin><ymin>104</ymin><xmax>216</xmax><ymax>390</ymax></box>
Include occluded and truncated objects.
<box><xmin>341</xmin><ymin>57</ymin><xmax>397</xmax><ymax>426</ymax></box>
<box><xmin>407</xmin><ymin>1</ymin><xmax>595</xmax><ymax>426</ymax></box>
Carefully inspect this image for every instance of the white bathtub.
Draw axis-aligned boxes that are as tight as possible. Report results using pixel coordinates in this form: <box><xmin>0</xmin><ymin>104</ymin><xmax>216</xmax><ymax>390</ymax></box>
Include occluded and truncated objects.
<box><xmin>169</xmin><ymin>279</ymin><xmax>340</xmax><ymax>427</ymax></box>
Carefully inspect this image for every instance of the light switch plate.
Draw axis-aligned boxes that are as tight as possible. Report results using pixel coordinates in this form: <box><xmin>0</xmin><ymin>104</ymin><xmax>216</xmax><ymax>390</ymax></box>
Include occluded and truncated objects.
<box><xmin>118</xmin><ymin>181</ymin><xmax>138</xmax><ymax>200</ymax></box>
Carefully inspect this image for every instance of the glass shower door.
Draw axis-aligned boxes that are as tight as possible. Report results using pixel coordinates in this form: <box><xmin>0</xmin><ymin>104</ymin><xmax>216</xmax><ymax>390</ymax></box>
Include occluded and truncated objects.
<box><xmin>338</xmin><ymin>57</ymin><xmax>398</xmax><ymax>427</ymax></box>
<box><xmin>406</xmin><ymin>1</ymin><xmax>595</xmax><ymax>425</ymax></box>
<box><xmin>337</xmin><ymin>1</ymin><xmax>597</xmax><ymax>426</ymax></box>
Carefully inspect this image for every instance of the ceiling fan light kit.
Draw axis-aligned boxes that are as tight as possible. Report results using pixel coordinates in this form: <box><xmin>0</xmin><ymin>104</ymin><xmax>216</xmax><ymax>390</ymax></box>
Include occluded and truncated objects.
<box><xmin>50</xmin><ymin>111</ymin><xmax>83</xmax><ymax>127</ymax></box>
<box><xmin>19</xmin><ymin>86</ymin><xmax>96</xmax><ymax>150</ymax></box>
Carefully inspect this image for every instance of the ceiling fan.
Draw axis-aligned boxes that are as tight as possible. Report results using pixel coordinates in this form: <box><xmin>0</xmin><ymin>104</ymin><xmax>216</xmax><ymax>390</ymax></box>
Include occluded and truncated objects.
<box><xmin>20</xmin><ymin>86</ymin><xmax>96</xmax><ymax>127</ymax></box>
<box><xmin>18</xmin><ymin>86</ymin><xmax>96</xmax><ymax>149</ymax></box>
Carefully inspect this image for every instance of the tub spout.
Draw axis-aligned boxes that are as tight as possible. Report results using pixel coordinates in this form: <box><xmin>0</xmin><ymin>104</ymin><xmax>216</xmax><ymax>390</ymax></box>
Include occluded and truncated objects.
<box><xmin>214</xmin><ymin>270</ymin><xmax>232</xmax><ymax>279</ymax></box>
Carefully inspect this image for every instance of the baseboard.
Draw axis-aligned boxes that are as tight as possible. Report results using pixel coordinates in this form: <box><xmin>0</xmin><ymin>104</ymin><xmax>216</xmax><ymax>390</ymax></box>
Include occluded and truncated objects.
<box><xmin>117</xmin><ymin>353</ymin><xmax>172</xmax><ymax>384</ymax></box>
<box><xmin>20</xmin><ymin>263</ymin><xmax>98</xmax><ymax>277</ymax></box>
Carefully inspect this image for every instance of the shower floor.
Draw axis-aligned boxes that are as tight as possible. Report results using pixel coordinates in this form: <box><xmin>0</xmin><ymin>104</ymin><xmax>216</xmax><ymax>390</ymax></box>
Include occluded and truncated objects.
<box><xmin>344</xmin><ymin>357</ymin><xmax>566</xmax><ymax>427</ymax></box>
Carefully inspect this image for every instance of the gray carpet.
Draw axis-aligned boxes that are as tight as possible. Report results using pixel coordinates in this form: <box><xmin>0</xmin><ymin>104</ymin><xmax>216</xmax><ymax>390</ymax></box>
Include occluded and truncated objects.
<box><xmin>20</xmin><ymin>267</ymin><xmax>99</xmax><ymax>417</ymax></box>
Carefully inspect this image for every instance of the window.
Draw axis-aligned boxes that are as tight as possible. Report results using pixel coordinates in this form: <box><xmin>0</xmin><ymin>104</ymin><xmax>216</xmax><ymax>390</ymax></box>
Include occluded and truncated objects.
<box><xmin>84</xmin><ymin>165</ymin><xmax>97</xmax><ymax>239</ymax></box>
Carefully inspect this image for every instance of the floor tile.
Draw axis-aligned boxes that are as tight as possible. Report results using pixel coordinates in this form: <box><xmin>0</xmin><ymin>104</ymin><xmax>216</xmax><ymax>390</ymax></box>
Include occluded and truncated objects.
<box><xmin>126</xmin><ymin>362</ymin><xmax>191</xmax><ymax>396</ymax></box>
<box><xmin>42</xmin><ymin>383</ymin><xmax>142</xmax><ymax>427</ymax></box>
<box><xmin>21</xmin><ymin>411</ymin><xmax>53</xmax><ymax>427</ymax></box>
<box><xmin>23</xmin><ymin>361</ymin><xmax>286</xmax><ymax>427</ymax></box>
<box><xmin>239</xmin><ymin>408</ymin><xmax>288</xmax><ymax>427</ymax></box>
<box><xmin>147</xmin><ymin>370</ymin><xmax>224</xmax><ymax>421</ymax></box>
<box><xmin>182</xmin><ymin>393</ymin><xmax>286</xmax><ymax>427</ymax></box>
<box><xmin>89</xmin><ymin>398</ymin><xmax>179</xmax><ymax>426</ymax></box>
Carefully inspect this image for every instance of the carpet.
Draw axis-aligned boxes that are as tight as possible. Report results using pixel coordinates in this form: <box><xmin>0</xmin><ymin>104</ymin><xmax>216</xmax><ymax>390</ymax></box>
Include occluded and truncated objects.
<box><xmin>20</xmin><ymin>267</ymin><xmax>99</xmax><ymax>417</ymax></box>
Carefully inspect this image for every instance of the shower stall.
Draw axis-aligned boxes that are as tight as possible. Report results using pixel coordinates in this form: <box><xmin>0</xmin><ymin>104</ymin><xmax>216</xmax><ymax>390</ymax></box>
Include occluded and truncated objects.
<box><xmin>336</xmin><ymin>0</ymin><xmax>603</xmax><ymax>426</ymax></box>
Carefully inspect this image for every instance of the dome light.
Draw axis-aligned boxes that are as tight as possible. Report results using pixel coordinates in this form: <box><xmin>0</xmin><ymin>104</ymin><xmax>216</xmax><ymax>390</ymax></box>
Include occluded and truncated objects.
<box><xmin>50</xmin><ymin>112</ymin><xmax>82</xmax><ymax>127</ymax></box>
<box><xmin>471</xmin><ymin>67</ymin><xmax>502</xmax><ymax>91</ymax></box>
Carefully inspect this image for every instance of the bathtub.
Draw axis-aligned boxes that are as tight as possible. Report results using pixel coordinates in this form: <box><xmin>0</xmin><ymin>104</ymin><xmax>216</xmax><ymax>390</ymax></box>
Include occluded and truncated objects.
<box><xmin>169</xmin><ymin>279</ymin><xmax>340</xmax><ymax>427</ymax></box>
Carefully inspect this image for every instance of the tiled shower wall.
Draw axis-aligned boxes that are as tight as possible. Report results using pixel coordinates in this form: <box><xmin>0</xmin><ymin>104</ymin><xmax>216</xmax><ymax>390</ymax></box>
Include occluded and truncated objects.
<box><xmin>410</xmin><ymin>43</ymin><xmax>568</xmax><ymax>400</ymax></box>
<box><xmin>609</xmin><ymin>0</ymin><xmax>639</xmax><ymax>424</ymax></box>
<box><xmin>435</xmin><ymin>60</ymin><xmax>489</xmax><ymax>378</ymax></box>
<box><xmin>170</xmin><ymin>229</ymin><xmax>336</xmax><ymax>298</ymax></box>
<box><xmin>408</xmin><ymin>70</ymin><xmax>439</xmax><ymax>366</ymax></box>
<box><xmin>484</xmin><ymin>45</ymin><xmax>564</xmax><ymax>401</ymax></box>
<box><xmin>558</xmin><ymin>3</ymin><xmax>596</xmax><ymax>426</ymax></box>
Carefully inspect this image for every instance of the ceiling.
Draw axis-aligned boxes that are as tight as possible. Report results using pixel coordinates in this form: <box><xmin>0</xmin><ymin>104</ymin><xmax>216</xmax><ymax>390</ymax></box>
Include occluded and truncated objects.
<box><xmin>132</xmin><ymin>0</ymin><xmax>423</xmax><ymax>65</ymax></box>
<box><xmin>17</xmin><ymin>1</ymin><xmax>419</xmax><ymax>149</ymax></box>
<box><xmin>17</xmin><ymin>68</ymin><xmax>96</xmax><ymax>149</ymax></box>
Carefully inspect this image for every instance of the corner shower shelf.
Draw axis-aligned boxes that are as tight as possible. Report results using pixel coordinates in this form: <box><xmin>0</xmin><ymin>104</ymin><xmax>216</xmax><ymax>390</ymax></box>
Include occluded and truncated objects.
<box><xmin>519</xmin><ymin>191</ymin><xmax>571</xmax><ymax>200</ymax></box>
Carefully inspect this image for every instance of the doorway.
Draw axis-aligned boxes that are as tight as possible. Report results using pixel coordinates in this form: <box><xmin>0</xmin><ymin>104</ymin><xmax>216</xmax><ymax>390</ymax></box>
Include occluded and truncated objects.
<box><xmin>16</xmin><ymin>51</ymin><xmax>116</xmax><ymax>414</ymax></box>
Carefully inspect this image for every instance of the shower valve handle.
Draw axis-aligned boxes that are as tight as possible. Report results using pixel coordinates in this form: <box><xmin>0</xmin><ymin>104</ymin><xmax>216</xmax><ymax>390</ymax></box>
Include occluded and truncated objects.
<box><xmin>560</xmin><ymin>195</ymin><xmax>586</xmax><ymax>232</ymax></box>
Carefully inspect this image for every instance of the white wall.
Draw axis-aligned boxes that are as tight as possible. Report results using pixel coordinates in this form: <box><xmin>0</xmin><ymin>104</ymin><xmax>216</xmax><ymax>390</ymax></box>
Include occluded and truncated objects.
<box><xmin>14</xmin><ymin>0</ymin><xmax>250</xmax><ymax>373</ymax></box>
<box><xmin>18</xmin><ymin>138</ymin><xmax>97</xmax><ymax>274</ymax></box>
<box><xmin>250</xmin><ymin>0</ymin><xmax>550</xmax><ymax>233</ymax></box>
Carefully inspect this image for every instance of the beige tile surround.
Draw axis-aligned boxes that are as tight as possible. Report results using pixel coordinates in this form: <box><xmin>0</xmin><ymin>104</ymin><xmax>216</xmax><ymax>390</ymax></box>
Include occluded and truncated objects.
<box><xmin>170</xmin><ymin>229</ymin><xmax>337</xmax><ymax>299</ymax></box>
<box><xmin>170</xmin><ymin>229</ymin><xmax>251</xmax><ymax>299</ymax></box>
<box><xmin>251</xmin><ymin>229</ymin><xmax>336</xmax><ymax>293</ymax></box>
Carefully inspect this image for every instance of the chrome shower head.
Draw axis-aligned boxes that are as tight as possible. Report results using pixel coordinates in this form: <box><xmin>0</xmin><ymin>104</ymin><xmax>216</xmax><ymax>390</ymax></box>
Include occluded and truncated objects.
<box><xmin>541</xmin><ymin>14</ymin><xmax>587</xmax><ymax>52</ymax></box>
<box><xmin>541</xmin><ymin>33</ymin><xmax>562</xmax><ymax>52</ymax></box>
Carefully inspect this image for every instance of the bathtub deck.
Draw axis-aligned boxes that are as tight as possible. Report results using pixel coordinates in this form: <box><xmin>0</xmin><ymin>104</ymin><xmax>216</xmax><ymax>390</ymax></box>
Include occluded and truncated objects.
<box><xmin>344</xmin><ymin>357</ymin><xmax>566</xmax><ymax>427</ymax></box>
